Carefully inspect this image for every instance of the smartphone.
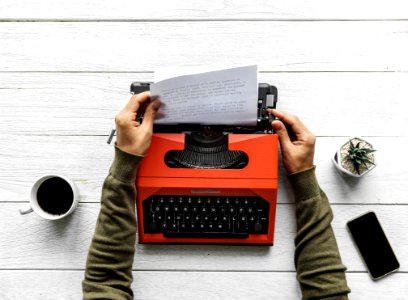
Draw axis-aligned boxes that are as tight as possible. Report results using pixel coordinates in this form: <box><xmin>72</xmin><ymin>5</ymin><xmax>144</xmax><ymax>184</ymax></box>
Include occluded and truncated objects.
<box><xmin>347</xmin><ymin>211</ymin><xmax>399</xmax><ymax>280</ymax></box>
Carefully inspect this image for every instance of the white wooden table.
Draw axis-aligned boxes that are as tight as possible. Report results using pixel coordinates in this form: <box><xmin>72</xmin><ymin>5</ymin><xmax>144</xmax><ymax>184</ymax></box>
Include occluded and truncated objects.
<box><xmin>1</xmin><ymin>1</ymin><xmax>408</xmax><ymax>299</ymax></box>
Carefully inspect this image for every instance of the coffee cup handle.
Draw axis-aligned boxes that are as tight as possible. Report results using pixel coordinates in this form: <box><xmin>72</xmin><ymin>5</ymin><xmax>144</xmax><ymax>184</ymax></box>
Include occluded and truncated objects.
<box><xmin>19</xmin><ymin>204</ymin><xmax>33</xmax><ymax>215</ymax></box>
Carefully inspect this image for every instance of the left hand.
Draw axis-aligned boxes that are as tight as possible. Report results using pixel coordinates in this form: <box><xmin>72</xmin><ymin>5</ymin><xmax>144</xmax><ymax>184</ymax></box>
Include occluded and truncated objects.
<box><xmin>115</xmin><ymin>92</ymin><xmax>161</xmax><ymax>156</ymax></box>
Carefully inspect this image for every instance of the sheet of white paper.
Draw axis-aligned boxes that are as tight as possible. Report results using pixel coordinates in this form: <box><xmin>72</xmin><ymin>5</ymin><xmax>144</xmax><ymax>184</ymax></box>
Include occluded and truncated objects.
<box><xmin>150</xmin><ymin>65</ymin><xmax>258</xmax><ymax>126</ymax></box>
<box><xmin>154</xmin><ymin>65</ymin><xmax>241</xmax><ymax>82</ymax></box>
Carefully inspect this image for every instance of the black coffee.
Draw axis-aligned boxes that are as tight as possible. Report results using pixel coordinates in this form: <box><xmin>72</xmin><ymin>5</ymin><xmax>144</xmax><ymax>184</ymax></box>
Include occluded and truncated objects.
<box><xmin>37</xmin><ymin>177</ymin><xmax>74</xmax><ymax>215</ymax></box>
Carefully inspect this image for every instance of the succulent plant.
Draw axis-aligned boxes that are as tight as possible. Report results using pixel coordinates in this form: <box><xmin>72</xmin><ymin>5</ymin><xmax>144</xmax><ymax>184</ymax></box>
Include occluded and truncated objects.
<box><xmin>343</xmin><ymin>139</ymin><xmax>376</xmax><ymax>175</ymax></box>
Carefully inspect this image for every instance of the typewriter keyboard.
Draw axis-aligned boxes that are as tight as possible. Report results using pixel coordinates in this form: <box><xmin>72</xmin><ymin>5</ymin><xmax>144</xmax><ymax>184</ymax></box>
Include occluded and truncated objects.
<box><xmin>143</xmin><ymin>195</ymin><xmax>269</xmax><ymax>238</ymax></box>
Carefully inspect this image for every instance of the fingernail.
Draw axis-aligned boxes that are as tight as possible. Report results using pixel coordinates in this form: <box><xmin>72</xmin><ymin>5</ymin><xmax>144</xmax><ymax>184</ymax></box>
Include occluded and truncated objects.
<box><xmin>272</xmin><ymin>121</ymin><xmax>281</xmax><ymax>130</ymax></box>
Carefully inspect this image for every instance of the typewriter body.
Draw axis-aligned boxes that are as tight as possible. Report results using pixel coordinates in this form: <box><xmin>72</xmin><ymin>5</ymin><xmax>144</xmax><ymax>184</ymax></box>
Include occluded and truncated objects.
<box><xmin>132</xmin><ymin>82</ymin><xmax>278</xmax><ymax>245</ymax></box>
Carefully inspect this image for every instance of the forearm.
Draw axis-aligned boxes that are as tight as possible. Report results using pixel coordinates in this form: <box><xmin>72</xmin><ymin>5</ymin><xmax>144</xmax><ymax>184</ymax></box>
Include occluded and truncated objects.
<box><xmin>83</xmin><ymin>147</ymin><xmax>143</xmax><ymax>300</ymax></box>
<box><xmin>289</xmin><ymin>167</ymin><xmax>350</xmax><ymax>300</ymax></box>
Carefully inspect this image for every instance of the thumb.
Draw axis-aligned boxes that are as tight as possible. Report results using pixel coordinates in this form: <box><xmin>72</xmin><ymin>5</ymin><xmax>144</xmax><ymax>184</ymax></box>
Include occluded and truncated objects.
<box><xmin>272</xmin><ymin>120</ymin><xmax>292</xmax><ymax>149</ymax></box>
<box><xmin>141</xmin><ymin>99</ymin><xmax>161</xmax><ymax>129</ymax></box>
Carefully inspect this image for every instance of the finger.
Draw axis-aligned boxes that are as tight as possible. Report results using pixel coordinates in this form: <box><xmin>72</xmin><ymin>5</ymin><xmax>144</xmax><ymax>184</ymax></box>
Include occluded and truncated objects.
<box><xmin>123</xmin><ymin>91</ymin><xmax>151</xmax><ymax>113</ymax></box>
<box><xmin>140</xmin><ymin>99</ymin><xmax>161</xmax><ymax>130</ymax></box>
<box><xmin>271</xmin><ymin>120</ymin><xmax>292</xmax><ymax>149</ymax></box>
<box><xmin>271</xmin><ymin>109</ymin><xmax>310</xmax><ymax>136</ymax></box>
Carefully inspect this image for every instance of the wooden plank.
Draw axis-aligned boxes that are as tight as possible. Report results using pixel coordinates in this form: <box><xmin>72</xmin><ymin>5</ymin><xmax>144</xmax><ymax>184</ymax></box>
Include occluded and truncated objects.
<box><xmin>0</xmin><ymin>270</ymin><xmax>300</xmax><ymax>299</ymax></box>
<box><xmin>1</xmin><ymin>135</ymin><xmax>407</xmax><ymax>205</ymax></box>
<box><xmin>1</xmin><ymin>72</ymin><xmax>408</xmax><ymax>137</ymax></box>
<box><xmin>1</xmin><ymin>0</ymin><xmax>408</xmax><ymax>20</ymax></box>
<box><xmin>1</xmin><ymin>271</ymin><xmax>407</xmax><ymax>299</ymax></box>
<box><xmin>0</xmin><ymin>203</ymin><xmax>406</xmax><ymax>272</ymax></box>
<box><xmin>1</xmin><ymin>22</ymin><xmax>408</xmax><ymax>72</ymax></box>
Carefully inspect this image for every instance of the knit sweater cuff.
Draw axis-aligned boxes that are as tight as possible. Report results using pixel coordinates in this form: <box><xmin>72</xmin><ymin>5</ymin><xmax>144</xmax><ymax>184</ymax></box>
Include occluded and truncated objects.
<box><xmin>109</xmin><ymin>146</ymin><xmax>144</xmax><ymax>183</ymax></box>
<box><xmin>287</xmin><ymin>166</ymin><xmax>320</xmax><ymax>202</ymax></box>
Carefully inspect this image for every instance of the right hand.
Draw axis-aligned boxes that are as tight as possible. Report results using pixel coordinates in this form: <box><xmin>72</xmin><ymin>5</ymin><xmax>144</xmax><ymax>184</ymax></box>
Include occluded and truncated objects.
<box><xmin>269</xmin><ymin>109</ymin><xmax>316</xmax><ymax>175</ymax></box>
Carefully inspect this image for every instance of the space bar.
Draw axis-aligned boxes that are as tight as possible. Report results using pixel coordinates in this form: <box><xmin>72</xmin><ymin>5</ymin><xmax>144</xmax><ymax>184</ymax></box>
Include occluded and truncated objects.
<box><xmin>163</xmin><ymin>232</ymin><xmax>249</xmax><ymax>238</ymax></box>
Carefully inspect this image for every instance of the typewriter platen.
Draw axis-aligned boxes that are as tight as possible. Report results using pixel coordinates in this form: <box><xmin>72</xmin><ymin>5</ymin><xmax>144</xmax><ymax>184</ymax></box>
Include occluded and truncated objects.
<box><xmin>133</xmin><ymin>82</ymin><xmax>279</xmax><ymax>245</ymax></box>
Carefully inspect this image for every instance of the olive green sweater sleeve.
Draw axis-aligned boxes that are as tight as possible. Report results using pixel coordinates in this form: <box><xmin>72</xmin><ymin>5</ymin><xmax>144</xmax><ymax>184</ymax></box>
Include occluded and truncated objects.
<box><xmin>82</xmin><ymin>147</ymin><xmax>143</xmax><ymax>300</ymax></box>
<box><xmin>288</xmin><ymin>167</ymin><xmax>351</xmax><ymax>300</ymax></box>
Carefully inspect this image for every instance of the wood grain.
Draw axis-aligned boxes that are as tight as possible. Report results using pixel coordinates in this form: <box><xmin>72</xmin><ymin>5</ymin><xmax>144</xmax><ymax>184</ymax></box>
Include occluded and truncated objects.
<box><xmin>2</xmin><ymin>1</ymin><xmax>408</xmax><ymax>298</ymax></box>
<box><xmin>1</xmin><ymin>135</ymin><xmax>407</xmax><ymax>204</ymax></box>
<box><xmin>1</xmin><ymin>203</ymin><xmax>406</xmax><ymax>273</ymax></box>
<box><xmin>1</xmin><ymin>22</ymin><xmax>408</xmax><ymax>72</ymax></box>
<box><xmin>1</xmin><ymin>0</ymin><xmax>408</xmax><ymax>20</ymax></box>
<box><xmin>1</xmin><ymin>72</ymin><xmax>408</xmax><ymax>137</ymax></box>
<box><xmin>1</xmin><ymin>270</ymin><xmax>407</xmax><ymax>299</ymax></box>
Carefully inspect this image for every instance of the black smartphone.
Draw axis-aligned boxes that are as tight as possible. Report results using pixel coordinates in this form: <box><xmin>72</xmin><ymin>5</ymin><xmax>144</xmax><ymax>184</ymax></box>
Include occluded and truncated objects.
<box><xmin>347</xmin><ymin>211</ymin><xmax>399</xmax><ymax>280</ymax></box>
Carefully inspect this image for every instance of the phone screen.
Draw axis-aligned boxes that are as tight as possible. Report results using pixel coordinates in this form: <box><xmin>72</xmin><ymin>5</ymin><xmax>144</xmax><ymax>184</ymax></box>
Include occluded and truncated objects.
<box><xmin>347</xmin><ymin>211</ymin><xmax>399</xmax><ymax>279</ymax></box>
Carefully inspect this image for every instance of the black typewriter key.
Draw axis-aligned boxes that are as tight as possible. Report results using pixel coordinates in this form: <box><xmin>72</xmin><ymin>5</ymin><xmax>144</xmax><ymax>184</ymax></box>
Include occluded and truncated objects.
<box><xmin>169</xmin><ymin>222</ymin><xmax>178</xmax><ymax>232</ymax></box>
<box><xmin>159</xmin><ymin>197</ymin><xmax>165</xmax><ymax>204</ymax></box>
<box><xmin>201</xmin><ymin>206</ymin><xmax>207</xmax><ymax>213</ymax></box>
<box><xmin>238</xmin><ymin>207</ymin><xmax>245</xmax><ymax>214</ymax></box>
<box><xmin>192</xmin><ymin>206</ymin><xmax>199</xmax><ymax>213</ymax></box>
<box><xmin>187</xmin><ymin>197</ymin><xmax>193</xmax><ymax>204</ymax></box>
<box><xmin>215</xmin><ymin>197</ymin><xmax>222</xmax><ymax>205</ymax></box>
<box><xmin>254</xmin><ymin>222</ymin><xmax>263</xmax><ymax>233</ymax></box>
<box><xmin>234</xmin><ymin>198</ymin><xmax>240</xmax><ymax>205</ymax></box>
<box><xmin>184</xmin><ymin>213</ymin><xmax>192</xmax><ymax>222</ymax></box>
<box><xmin>243</xmin><ymin>198</ymin><xmax>249</xmax><ymax>205</ymax></box>
<box><xmin>208</xmin><ymin>223</ymin><xmax>215</xmax><ymax>231</ymax></box>
<box><xmin>220</xmin><ymin>206</ymin><xmax>226</xmax><ymax>214</ymax></box>
<box><xmin>183</xmin><ymin>206</ymin><xmax>189</xmax><ymax>213</ymax></box>
<box><xmin>225</xmin><ymin>197</ymin><xmax>230</xmax><ymax>205</ymax></box>
<box><xmin>247</xmin><ymin>207</ymin><xmax>254</xmax><ymax>214</ymax></box>
<box><xmin>161</xmin><ymin>222</ymin><xmax>168</xmax><ymax>231</ymax></box>
<box><xmin>199</xmin><ymin>223</ymin><xmax>205</xmax><ymax>230</ymax></box>
<box><xmin>166</xmin><ymin>214</ymin><xmax>172</xmax><ymax>221</ymax></box>
<box><xmin>174</xmin><ymin>205</ymin><xmax>180</xmax><ymax>213</ymax></box>
<box><xmin>197</xmin><ymin>197</ymin><xmax>203</xmax><ymax>205</ymax></box>
<box><xmin>180</xmin><ymin>223</ymin><xmax>187</xmax><ymax>231</ymax></box>
<box><xmin>154</xmin><ymin>205</ymin><xmax>161</xmax><ymax>213</ymax></box>
<box><xmin>175</xmin><ymin>212</ymin><xmax>182</xmax><ymax>221</ymax></box>
<box><xmin>233</xmin><ymin>221</ymin><xmax>242</xmax><ymax>233</ymax></box>
<box><xmin>190</xmin><ymin>222</ymin><xmax>197</xmax><ymax>231</ymax></box>
<box><xmin>212</xmin><ymin>215</ymin><xmax>219</xmax><ymax>222</ymax></box>
<box><xmin>203</xmin><ymin>214</ymin><xmax>210</xmax><ymax>222</ymax></box>
<box><xmin>229</xmin><ymin>207</ymin><xmax>235</xmax><ymax>214</ymax></box>
<box><xmin>156</xmin><ymin>214</ymin><xmax>164</xmax><ymax>221</ymax></box>
<box><xmin>194</xmin><ymin>215</ymin><xmax>200</xmax><ymax>222</ymax></box>
<box><xmin>210</xmin><ymin>207</ymin><xmax>217</xmax><ymax>214</ymax></box>
<box><xmin>206</xmin><ymin>198</ymin><xmax>212</xmax><ymax>205</ymax></box>
<box><xmin>168</xmin><ymin>197</ymin><xmax>175</xmax><ymax>204</ymax></box>
<box><xmin>164</xmin><ymin>205</ymin><xmax>170</xmax><ymax>213</ymax></box>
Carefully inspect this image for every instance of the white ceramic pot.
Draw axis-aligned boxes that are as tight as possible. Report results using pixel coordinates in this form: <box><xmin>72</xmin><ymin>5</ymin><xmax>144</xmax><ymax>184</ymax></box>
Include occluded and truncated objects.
<box><xmin>332</xmin><ymin>137</ymin><xmax>376</xmax><ymax>178</ymax></box>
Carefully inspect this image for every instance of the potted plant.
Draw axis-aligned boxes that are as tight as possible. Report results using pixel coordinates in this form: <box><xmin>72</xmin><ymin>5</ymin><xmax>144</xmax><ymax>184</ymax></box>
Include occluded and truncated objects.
<box><xmin>332</xmin><ymin>137</ymin><xmax>376</xmax><ymax>177</ymax></box>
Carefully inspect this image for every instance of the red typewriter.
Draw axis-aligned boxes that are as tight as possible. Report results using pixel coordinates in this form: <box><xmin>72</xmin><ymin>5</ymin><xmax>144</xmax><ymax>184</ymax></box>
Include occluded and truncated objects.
<box><xmin>133</xmin><ymin>82</ymin><xmax>278</xmax><ymax>245</ymax></box>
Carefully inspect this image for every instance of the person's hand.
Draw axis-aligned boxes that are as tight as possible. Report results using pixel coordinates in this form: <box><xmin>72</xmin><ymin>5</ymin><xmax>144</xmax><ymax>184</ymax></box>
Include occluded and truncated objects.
<box><xmin>269</xmin><ymin>109</ymin><xmax>316</xmax><ymax>175</ymax></box>
<box><xmin>115</xmin><ymin>92</ymin><xmax>161</xmax><ymax>156</ymax></box>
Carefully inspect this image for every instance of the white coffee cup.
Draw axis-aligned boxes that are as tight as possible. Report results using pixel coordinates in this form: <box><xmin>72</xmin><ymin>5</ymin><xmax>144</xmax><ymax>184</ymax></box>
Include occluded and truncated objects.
<box><xmin>19</xmin><ymin>175</ymin><xmax>79</xmax><ymax>220</ymax></box>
